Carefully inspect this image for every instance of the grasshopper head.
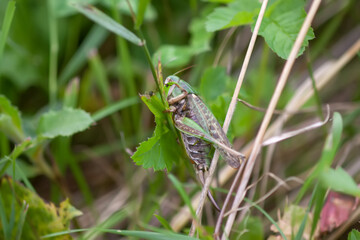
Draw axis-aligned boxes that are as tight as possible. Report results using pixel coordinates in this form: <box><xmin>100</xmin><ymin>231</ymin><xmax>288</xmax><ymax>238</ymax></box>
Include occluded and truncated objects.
<box><xmin>164</xmin><ymin>75</ymin><xmax>180</xmax><ymax>86</ymax></box>
<box><xmin>165</xmin><ymin>75</ymin><xmax>197</xmax><ymax>95</ymax></box>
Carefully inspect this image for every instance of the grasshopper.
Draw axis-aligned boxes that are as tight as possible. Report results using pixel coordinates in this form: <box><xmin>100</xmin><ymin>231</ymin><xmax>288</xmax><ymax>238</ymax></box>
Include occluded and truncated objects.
<box><xmin>164</xmin><ymin>75</ymin><xmax>246</xmax><ymax>210</ymax></box>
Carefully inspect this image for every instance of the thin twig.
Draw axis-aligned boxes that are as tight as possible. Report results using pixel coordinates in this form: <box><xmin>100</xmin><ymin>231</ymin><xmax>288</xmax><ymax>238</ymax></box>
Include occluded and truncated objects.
<box><xmin>213</xmin><ymin>27</ymin><xmax>236</xmax><ymax>66</ymax></box>
<box><xmin>221</xmin><ymin>1</ymin><xmax>322</xmax><ymax>238</ymax></box>
<box><xmin>224</xmin><ymin>175</ymin><xmax>303</xmax><ymax>216</ymax></box>
<box><xmin>238</xmin><ymin>99</ymin><xmax>360</xmax><ymax>114</ymax></box>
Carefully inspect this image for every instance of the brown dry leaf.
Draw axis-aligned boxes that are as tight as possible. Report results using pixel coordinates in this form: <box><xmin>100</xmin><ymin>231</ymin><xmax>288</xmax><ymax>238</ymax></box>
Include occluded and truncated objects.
<box><xmin>319</xmin><ymin>191</ymin><xmax>359</xmax><ymax>234</ymax></box>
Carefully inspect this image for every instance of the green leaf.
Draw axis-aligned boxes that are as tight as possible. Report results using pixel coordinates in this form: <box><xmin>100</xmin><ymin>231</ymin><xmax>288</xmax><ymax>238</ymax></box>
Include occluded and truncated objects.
<box><xmin>132</xmin><ymin>121</ymin><xmax>180</xmax><ymax>171</ymax></box>
<box><xmin>135</xmin><ymin>0</ymin><xmax>150</xmax><ymax>29</ymax></box>
<box><xmin>255</xmin><ymin>0</ymin><xmax>315</xmax><ymax>59</ymax></box>
<box><xmin>58</xmin><ymin>199</ymin><xmax>83</xmax><ymax>228</ymax></box>
<box><xmin>140</xmin><ymin>94</ymin><xmax>166</xmax><ymax>121</ymax></box>
<box><xmin>72</xmin><ymin>3</ymin><xmax>143</xmax><ymax>46</ymax></box>
<box><xmin>0</xmin><ymin>95</ymin><xmax>22</xmax><ymax>131</ymax></box>
<box><xmin>0</xmin><ymin>95</ymin><xmax>25</xmax><ymax>143</ymax></box>
<box><xmin>199</xmin><ymin>66</ymin><xmax>230</xmax><ymax>102</ymax></box>
<box><xmin>189</xmin><ymin>18</ymin><xmax>213</xmax><ymax>53</ymax></box>
<box><xmin>319</xmin><ymin>168</ymin><xmax>360</xmax><ymax>197</ymax></box>
<box><xmin>0</xmin><ymin>115</ymin><xmax>25</xmax><ymax>144</ymax></box>
<box><xmin>205</xmin><ymin>0</ymin><xmax>260</xmax><ymax>32</ymax></box>
<box><xmin>153</xmin><ymin>45</ymin><xmax>193</xmax><ymax>68</ymax></box>
<box><xmin>37</xmin><ymin>108</ymin><xmax>93</xmax><ymax>138</ymax></box>
<box><xmin>153</xmin><ymin>15</ymin><xmax>213</xmax><ymax>68</ymax></box>
<box><xmin>131</xmin><ymin>94</ymin><xmax>181</xmax><ymax>171</ymax></box>
<box><xmin>237</xmin><ymin>216</ymin><xmax>263</xmax><ymax>240</ymax></box>
<box><xmin>0</xmin><ymin>50</ymin><xmax>42</xmax><ymax>90</ymax></box>
<box><xmin>348</xmin><ymin>229</ymin><xmax>360</xmax><ymax>240</ymax></box>
<box><xmin>0</xmin><ymin>177</ymin><xmax>81</xmax><ymax>239</ymax></box>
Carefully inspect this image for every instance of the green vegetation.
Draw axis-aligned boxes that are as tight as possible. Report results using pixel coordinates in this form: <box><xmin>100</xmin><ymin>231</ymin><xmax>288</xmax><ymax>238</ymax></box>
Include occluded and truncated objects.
<box><xmin>0</xmin><ymin>0</ymin><xmax>359</xmax><ymax>239</ymax></box>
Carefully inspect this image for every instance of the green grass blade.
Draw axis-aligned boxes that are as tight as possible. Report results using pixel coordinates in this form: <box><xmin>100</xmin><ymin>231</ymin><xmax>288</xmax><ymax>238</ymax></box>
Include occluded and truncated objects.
<box><xmin>92</xmin><ymin>97</ymin><xmax>139</xmax><ymax>121</ymax></box>
<box><xmin>56</xmin><ymin>138</ymin><xmax>94</xmax><ymax>205</ymax></box>
<box><xmin>59</xmin><ymin>25</ymin><xmax>109</xmax><ymax>85</ymax></box>
<box><xmin>307</xmin><ymin>54</ymin><xmax>323</xmax><ymax>118</ymax></box>
<box><xmin>310</xmin><ymin>185</ymin><xmax>326</xmax><ymax>239</ymax></box>
<box><xmin>81</xmin><ymin>209</ymin><xmax>129</xmax><ymax>240</ymax></box>
<box><xmin>0</xmin><ymin>192</ymin><xmax>9</xmax><ymax>239</ymax></box>
<box><xmin>296</xmin><ymin>112</ymin><xmax>343</xmax><ymax>202</ymax></box>
<box><xmin>135</xmin><ymin>0</ymin><xmax>150</xmax><ymax>29</ymax></box>
<box><xmin>0</xmin><ymin>133</ymin><xmax>10</xmax><ymax>158</ymax></box>
<box><xmin>154</xmin><ymin>214</ymin><xmax>174</xmax><ymax>231</ymax></box>
<box><xmin>63</xmin><ymin>78</ymin><xmax>79</xmax><ymax>108</ymax></box>
<box><xmin>88</xmin><ymin>50</ymin><xmax>112</xmax><ymax>104</ymax></box>
<box><xmin>111</xmin><ymin>6</ymin><xmax>141</xmax><ymax>139</ymax></box>
<box><xmin>15</xmin><ymin>163</ymin><xmax>35</xmax><ymax>192</ymax></box>
<box><xmin>43</xmin><ymin>229</ymin><xmax>199</xmax><ymax>240</ymax></box>
<box><xmin>0</xmin><ymin>0</ymin><xmax>16</xmax><ymax>61</ymax></box>
<box><xmin>47</xmin><ymin>0</ymin><xmax>59</xmax><ymax>106</ymax></box>
<box><xmin>72</xmin><ymin>4</ymin><xmax>143</xmax><ymax>46</ymax></box>
<box><xmin>168</xmin><ymin>174</ymin><xmax>196</xmax><ymax>218</ymax></box>
<box><xmin>244</xmin><ymin>198</ymin><xmax>287</xmax><ymax>240</ymax></box>
<box><xmin>15</xmin><ymin>201</ymin><xmax>28</xmax><ymax>240</ymax></box>
<box><xmin>294</xmin><ymin>184</ymin><xmax>317</xmax><ymax>240</ymax></box>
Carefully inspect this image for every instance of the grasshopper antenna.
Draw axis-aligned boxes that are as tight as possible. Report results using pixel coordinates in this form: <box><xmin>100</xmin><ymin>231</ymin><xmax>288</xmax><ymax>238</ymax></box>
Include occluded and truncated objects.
<box><xmin>173</xmin><ymin>65</ymin><xmax>196</xmax><ymax>76</ymax></box>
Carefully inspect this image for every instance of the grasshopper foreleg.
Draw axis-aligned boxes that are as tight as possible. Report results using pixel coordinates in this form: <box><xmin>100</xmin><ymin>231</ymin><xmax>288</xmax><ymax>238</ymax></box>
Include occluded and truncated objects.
<box><xmin>166</xmin><ymin>82</ymin><xmax>189</xmax><ymax>105</ymax></box>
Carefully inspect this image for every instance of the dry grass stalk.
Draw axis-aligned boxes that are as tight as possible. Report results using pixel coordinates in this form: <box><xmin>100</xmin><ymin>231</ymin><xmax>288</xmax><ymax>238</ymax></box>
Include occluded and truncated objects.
<box><xmin>188</xmin><ymin>0</ymin><xmax>270</xmax><ymax>236</ymax></box>
<box><xmin>221</xmin><ymin>1</ymin><xmax>323</xmax><ymax>238</ymax></box>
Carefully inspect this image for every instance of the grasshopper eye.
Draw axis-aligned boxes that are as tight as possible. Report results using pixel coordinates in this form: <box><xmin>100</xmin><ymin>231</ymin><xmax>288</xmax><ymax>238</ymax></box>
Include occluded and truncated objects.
<box><xmin>164</xmin><ymin>77</ymin><xmax>172</xmax><ymax>86</ymax></box>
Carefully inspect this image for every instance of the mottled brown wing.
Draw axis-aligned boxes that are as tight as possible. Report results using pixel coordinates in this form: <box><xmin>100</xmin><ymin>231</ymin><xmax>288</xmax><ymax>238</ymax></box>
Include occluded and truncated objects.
<box><xmin>186</xmin><ymin>94</ymin><xmax>243</xmax><ymax>169</ymax></box>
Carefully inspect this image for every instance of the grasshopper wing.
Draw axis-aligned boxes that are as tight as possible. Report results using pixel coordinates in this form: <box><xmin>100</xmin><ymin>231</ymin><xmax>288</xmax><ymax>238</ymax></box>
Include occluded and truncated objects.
<box><xmin>186</xmin><ymin>94</ymin><xmax>245</xmax><ymax>169</ymax></box>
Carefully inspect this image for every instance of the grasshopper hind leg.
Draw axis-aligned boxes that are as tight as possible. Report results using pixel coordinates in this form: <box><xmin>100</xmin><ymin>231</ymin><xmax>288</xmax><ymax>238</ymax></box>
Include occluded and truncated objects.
<box><xmin>196</xmin><ymin>166</ymin><xmax>221</xmax><ymax>212</ymax></box>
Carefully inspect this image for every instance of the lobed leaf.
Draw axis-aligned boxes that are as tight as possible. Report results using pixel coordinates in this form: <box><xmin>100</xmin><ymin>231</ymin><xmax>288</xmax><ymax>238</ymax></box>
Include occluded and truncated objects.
<box><xmin>131</xmin><ymin>94</ymin><xmax>181</xmax><ymax>171</ymax></box>
<box><xmin>205</xmin><ymin>0</ymin><xmax>260</xmax><ymax>32</ymax></box>
<box><xmin>37</xmin><ymin>108</ymin><xmax>93</xmax><ymax>138</ymax></box>
<box><xmin>254</xmin><ymin>0</ymin><xmax>315</xmax><ymax>59</ymax></box>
